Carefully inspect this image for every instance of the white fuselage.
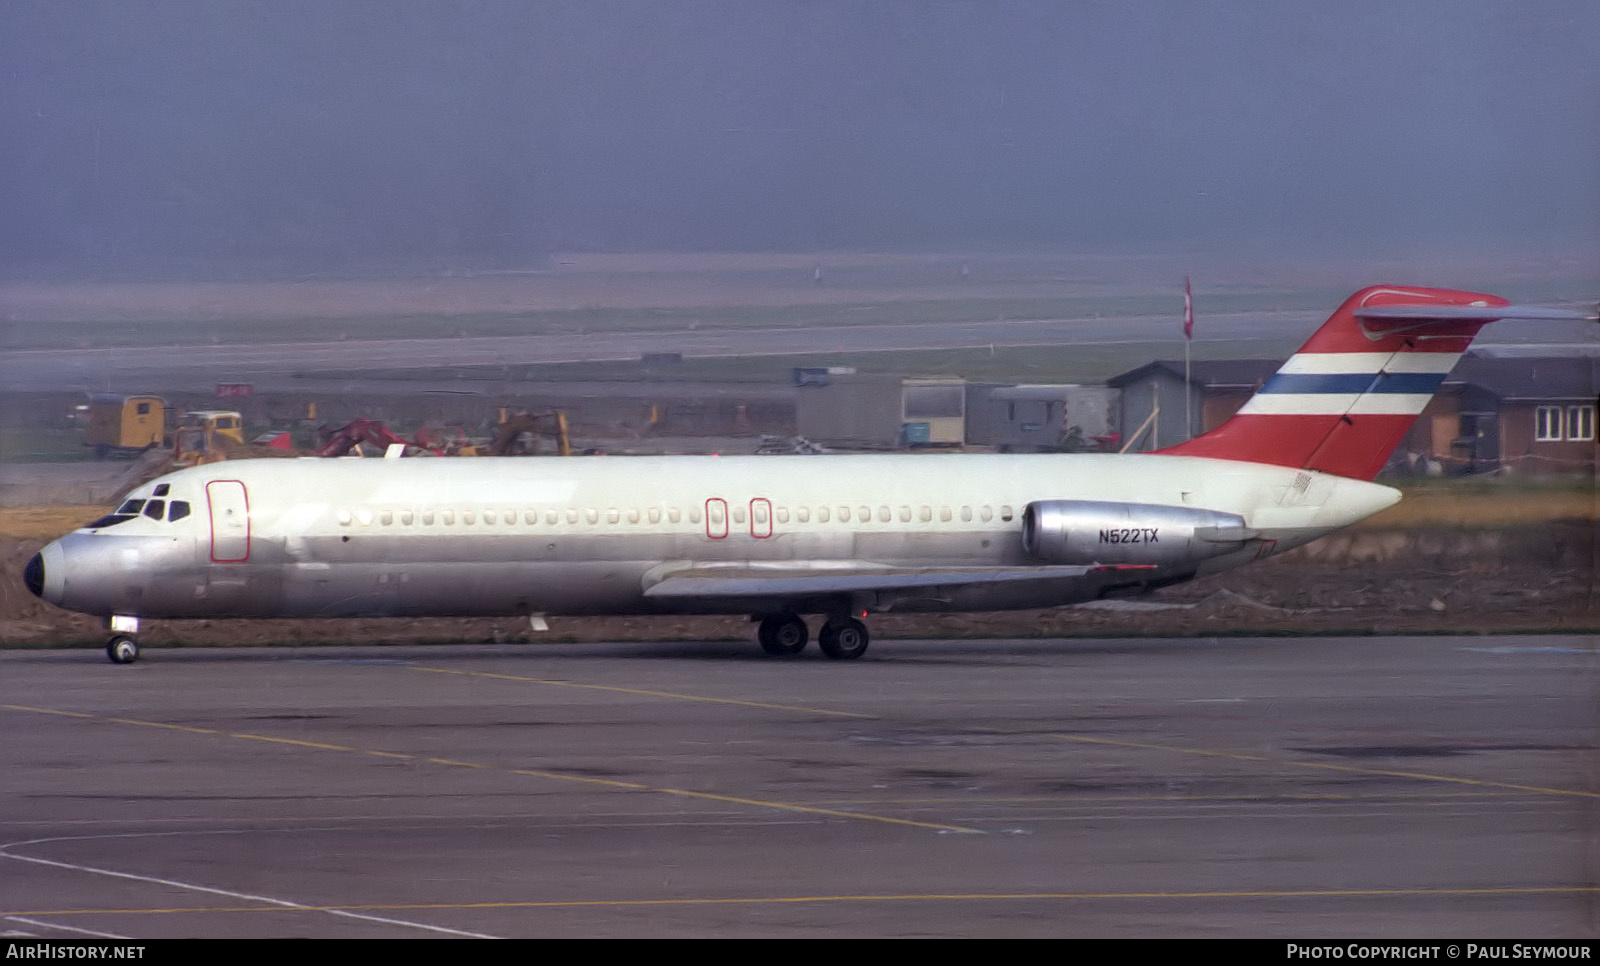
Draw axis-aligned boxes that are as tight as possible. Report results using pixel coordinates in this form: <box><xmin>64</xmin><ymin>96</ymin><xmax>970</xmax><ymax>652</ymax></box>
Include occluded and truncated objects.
<box><xmin>33</xmin><ymin>453</ymin><xmax>1399</xmax><ymax>622</ymax></box>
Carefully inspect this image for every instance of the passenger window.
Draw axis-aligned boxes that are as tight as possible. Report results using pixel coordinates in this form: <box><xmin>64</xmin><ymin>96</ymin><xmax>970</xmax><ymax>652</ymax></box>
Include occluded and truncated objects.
<box><xmin>961</xmin><ymin>506</ymin><xmax>972</xmax><ymax>522</ymax></box>
<box><xmin>776</xmin><ymin>508</ymin><xmax>789</xmax><ymax>523</ymax></box>
<box><xmin>526</xmin><ymin>510</ymin><xmax>540</xmax><ymax>525</ymax></box>
<box><xmin>483</xmin><ymin>510</ymin><xmax>497</xmax><ymax>524</ymax></box>
<box><xmin>606</xmin><ymin>508</ymin><xmax>620</xmax><ymax>524</ymax></box>
<box><xmin>442</xmin><ymin>510</ymin><xmax>455</xmax><ymax>525</ymax></box>
<box><xmin>938</xmin><ymin>507</ymin><xmax>950</xmax><ymax>522</ymax></box>
<box><xmin>505</xmin><ymin>509</ymin><xmax>516</xmax><ymax>526</ymax></box>
<box><xmin>143</xmin><ymin>500</ymin><xmax>165</xmax><ymax>521</ymax></box>
<box><xmin>401</xmin><ymin>510</ymin><xmax>414</xmax><ymax>525</ymax></box>
<box><xmin>168</xmin><ymin>501</ymin><xmax>191</xmax><ymax>522</ymax></box>
<box><xmin>357</xmin><ymin>509</ymin><xmax>373</xmax><ymax>526</ymax></box>
<box><xmin>837</xmin><ymin>507</ymin><xmax>850</xmax><ymax>522</ymax></box>
<box><xmin>877</xmin><ymin>506</ymin><xmax>890</xmax><ymax>522</ymax></box>
<box><xmin>796</xmin><ymin>507</ymin><xmax>809</xmax><ymax>523</ymax></box>
<box><xmin>422</xmin><ymin>510</ymin><xmax>435</xmax><ymax>525</ymax></box>
<box><xmin>565</xmin><ymin>509</ymin><xmax>578</xmax><ymax>524</ymax></box>
<box><xmin>462</xmin><ymin>510</ymin><xmax>475</xmax><ymax>525</ymax></box>
<box><xmin>816</xmin><ymin>506</ymin><xmax>828</xmax><ymax>523</ymax></box>
<box><xmin>380</xmin><ymin>510</ymin><xmax>393</xmax><ymax>526</ymax></box>
<box><xmin>628</xmin><ymin>509</ymin><xmax>640</xmax><ymax>524</ymax></box>
<box><xmin>338</xmin><ymin>510</ymin><xmax>352</xmax><ymax>526</ymax></box>
<box><xmin>585</xmin><ymin>508</ymin><xmax>598</xmax><ymax>524</ymax></box>
<box><xmin>859</xmin><ymin>506</ymin><xmax>871</xmax><ymax>522</ymax></box>
<box><xmin>919</xmin><ymin>506</ymin><xmax>931</xmax><ymax>522</ymax></box>
<box><xmin>732</xmin><ymin>506</ymin><xmax>746</xmax><ymax>524</ymax></box>
<box><xmin>1000</xmin><ymin>505</ymin><xmax>1014</xmax><ymax>522</ymax></box>
<box><xmin>980</xmin><ymin>507</ymin><xmax>992</xmax><ymax>522</ymax></box>
<box><xmin>899</xmin><ymin>506</ymin><xmax>912</xmax><ymax>522</ymax></box>
<box><xmin>648</xmin><ymin>508</ymin><xmax>661</xmax><ymax>524</ymax></box>
<box><xmin>689</xmin><ymin>507</ymin><xmax>702</xmax><ymax>524</ymax></box>
<box><xmin>669</xmin><ymin>507</ymin><xmax>682</xmax><ymax>523</ymax></box>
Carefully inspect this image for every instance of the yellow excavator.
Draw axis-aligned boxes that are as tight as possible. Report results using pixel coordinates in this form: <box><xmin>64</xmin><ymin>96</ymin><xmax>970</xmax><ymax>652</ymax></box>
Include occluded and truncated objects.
<box><xmin>487</xmin><ymin>410</ymin><xmax>571</xmax><ymax>456</ymax></box>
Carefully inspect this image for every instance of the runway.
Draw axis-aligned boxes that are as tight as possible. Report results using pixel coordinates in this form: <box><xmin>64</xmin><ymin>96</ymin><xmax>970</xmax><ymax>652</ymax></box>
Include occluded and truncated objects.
<box><xmin>0</xmin><ymin>311</ymin><xmax>1321</xmax><ymax>394</ymax></box>
<box><xmin>2</xmin><ymin>635</ymin><xmax>1596</xmax><ymax>938</ymax></box>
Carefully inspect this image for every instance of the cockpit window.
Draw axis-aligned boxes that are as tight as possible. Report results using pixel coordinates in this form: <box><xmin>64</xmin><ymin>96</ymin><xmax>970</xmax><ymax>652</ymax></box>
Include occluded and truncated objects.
<box><xmin>116</xmin><ymin>499</ymin><xmax>146</xmax><ymax>515</ymax></box>
<box><xmin>143</xmin><ymin>500</ymin><xmax>166</xmax><ymax>520</ymax></box>
<box><xmin>169</xmin><ymin>501</ymin><xmax>191</xmax><ymax>522</ymax></box>
<box><xmin>153</xmin><ymin>484</ymin><xmax>170</xmax><ymax>497</ymax></box>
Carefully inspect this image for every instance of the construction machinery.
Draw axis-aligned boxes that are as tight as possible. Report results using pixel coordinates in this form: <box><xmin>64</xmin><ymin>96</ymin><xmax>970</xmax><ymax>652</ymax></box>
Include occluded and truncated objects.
<box><xmin>170</xmin><ymin>411</ymin><xmax>248</xmax><ymax>467</ymax></box>
<box><xmin>84</xmin><ymin>394</ymin><xmax>167</xmax><ymax>458</ymax></box>
<box><xmin>315</xmin><ymin>419</ymin><xmax>446</xmax><ymax>458</ymax></box>
<box><xmin>488</xmin><ymin>410</ymin><xmax>571</xmax><ymax>456</ymax></box>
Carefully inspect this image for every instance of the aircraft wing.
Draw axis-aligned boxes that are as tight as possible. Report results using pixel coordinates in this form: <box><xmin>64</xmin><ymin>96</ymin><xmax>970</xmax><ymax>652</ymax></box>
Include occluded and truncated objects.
<box><xmin>642</xmin><ymin>563</ymin><xmax>1098</xmax><ymax>600</ymax></box>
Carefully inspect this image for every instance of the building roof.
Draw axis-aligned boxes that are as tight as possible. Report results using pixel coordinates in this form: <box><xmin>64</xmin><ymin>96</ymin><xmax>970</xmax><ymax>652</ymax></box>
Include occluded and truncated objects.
<box><xmin>1448</xmin><ymin>352</ymin><xmax>1600</xmax><ymax>402</ymax></box>
<box><xmin>1106</xmin><ymin>359</ymin><xmax>1279</xmax><ymax>390</ymax></box>
<box><xmin>985</xmin><ymin>384</ymin><xmax>1085</xmax><ymax>401</ymax></box>
<box><xmin>1105</xmin><ymin>351</ymin><xmax>1599</xmax><ymax>402</ymax></box>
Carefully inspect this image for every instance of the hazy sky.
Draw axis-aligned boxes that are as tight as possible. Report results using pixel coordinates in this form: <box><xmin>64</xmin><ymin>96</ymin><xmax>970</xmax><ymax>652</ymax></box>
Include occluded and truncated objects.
<box><xmin>2</xmin><ymin>0</ymin><xmax>1596</xmax><ymax>279</ymax></box>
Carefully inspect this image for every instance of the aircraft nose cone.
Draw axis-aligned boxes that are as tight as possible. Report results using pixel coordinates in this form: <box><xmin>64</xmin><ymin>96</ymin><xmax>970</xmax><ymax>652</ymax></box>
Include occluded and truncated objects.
<box><xmin>23</xmin><ymin>552</ymin><xmax>44</xmax><ymax>598</ymax></box>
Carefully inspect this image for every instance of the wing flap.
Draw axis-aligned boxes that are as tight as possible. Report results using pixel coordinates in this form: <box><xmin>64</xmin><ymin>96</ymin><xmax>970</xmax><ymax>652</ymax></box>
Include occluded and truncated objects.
<box><xmin>643</xmin><ymin>564</ymin><xmax>1095</xmax><ymax>599</ymax></box>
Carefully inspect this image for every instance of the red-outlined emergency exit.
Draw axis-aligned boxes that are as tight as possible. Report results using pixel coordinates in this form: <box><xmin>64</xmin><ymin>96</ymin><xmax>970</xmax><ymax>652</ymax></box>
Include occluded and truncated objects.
<box><xmin>206</xmin><ymin>480</ymin><xmax>251</xmax><ymax>562</ymax></box>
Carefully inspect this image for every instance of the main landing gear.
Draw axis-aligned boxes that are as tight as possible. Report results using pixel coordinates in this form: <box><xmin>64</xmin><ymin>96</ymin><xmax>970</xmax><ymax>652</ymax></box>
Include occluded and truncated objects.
<box><xmin>757</xmin><ymin>613</ymin><xmax>808</xmax><ymax>656</ymax></box>
<box><xmin>105</xmin><ymin>616</ymin><xmax>140</xmax><ymax>664</ymax></box>
<box><xmin>818</xmin><ymin>618</ymin><xmax>870</xmax><ymax>660</ymax></box>
<box><xmin>754</xmin><ymin>613</ymin><xmax>870</xmax><ymax>660</ymax></box>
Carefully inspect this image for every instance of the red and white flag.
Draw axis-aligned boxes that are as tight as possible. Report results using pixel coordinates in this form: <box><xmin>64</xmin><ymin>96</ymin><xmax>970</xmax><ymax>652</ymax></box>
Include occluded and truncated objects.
<box><xmin>1183</xmin><ymin>275</ymin><xmax>1194</xmax><ymax>340</ymax></box>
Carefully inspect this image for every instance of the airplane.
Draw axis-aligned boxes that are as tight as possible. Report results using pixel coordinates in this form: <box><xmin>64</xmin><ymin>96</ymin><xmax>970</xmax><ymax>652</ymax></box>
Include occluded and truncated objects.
<box><xmin>23</xmin><ymin>285</ymin><xmax>1599</xmax><ymax>664</ymax></box>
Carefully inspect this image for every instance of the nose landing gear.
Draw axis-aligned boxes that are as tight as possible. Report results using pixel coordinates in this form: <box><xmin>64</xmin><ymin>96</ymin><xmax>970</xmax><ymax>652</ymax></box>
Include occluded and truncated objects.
<box><xmin>105</xmin><ymin>616</ymin><xmax>140</xmax><ymax>664</ymax></box>
<box><xmin>106</xmin><ymin>635</ymin><xmax>140</xmax><ymax>664</ymax></box>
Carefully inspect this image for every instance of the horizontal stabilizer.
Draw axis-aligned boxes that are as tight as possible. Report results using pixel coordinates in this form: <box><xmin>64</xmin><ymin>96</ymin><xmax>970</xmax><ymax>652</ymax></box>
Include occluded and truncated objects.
<box><xmin>1354</xmin><ymin>303</ymin><xmax>1599</xmax><ymax>323</ymax></box>
<box><xmin>644</xmin><ymin>564</ymin><xmax>1094</xmax><ymax>599</ymax></box>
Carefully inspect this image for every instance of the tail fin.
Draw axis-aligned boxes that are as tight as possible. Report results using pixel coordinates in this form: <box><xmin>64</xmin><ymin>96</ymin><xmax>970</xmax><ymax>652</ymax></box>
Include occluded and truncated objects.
<box><xmin>1159</xmin><ymin>285</ymin><xmax>1597</xmax><ymax>480</ymax></box>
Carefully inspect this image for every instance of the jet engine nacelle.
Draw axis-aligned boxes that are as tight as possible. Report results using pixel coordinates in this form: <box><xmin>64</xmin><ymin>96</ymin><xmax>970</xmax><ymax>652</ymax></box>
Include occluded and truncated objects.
<box><xmin>1021</xmin><ymin>500</ymin><xmax>1252</xmax><ymax>566</ymax></box>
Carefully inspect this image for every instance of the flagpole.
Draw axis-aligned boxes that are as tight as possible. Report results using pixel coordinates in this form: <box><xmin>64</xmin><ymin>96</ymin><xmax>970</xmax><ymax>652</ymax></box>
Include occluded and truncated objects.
<box><xmin>1183</xmin><ymin>276</ymin><xmax>1194</xmax><ymax>440</ymax></box>
<box><xmin>1185</xmin><ymin>330</ymin><xmax>1192</xmax><ymax>439</ymax></box>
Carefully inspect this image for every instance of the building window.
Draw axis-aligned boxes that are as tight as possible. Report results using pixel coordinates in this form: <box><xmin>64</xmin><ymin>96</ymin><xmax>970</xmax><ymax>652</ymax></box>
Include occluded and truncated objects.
<box><xmin>1535</xmin><ymin>406</ymin><xmax>1563</xmax><ymax>442</ymax></box>
<box><xmin>904</xmin><ymin>384</ymin><xmax>964</xmax><ymax>419</ymax></box>
<box><xmin>1567</xmin><ymin>406</ymin><xmax>1595</xmax><ymax>442</ymax></box>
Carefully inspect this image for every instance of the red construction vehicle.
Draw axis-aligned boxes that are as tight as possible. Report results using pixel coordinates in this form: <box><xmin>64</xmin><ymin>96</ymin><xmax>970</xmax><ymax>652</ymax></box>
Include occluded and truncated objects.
<box><xmin>315</xmin><ymin>419</ymin><xmax>445</xmax><ymax>458</ymax></box>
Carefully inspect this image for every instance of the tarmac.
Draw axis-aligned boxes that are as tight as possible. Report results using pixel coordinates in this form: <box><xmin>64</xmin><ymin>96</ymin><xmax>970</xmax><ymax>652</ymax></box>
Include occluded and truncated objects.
<box><xmin>3</xmin><ymin>634</ymin><xmax>1597</xmax><ymax>938</ymax></box>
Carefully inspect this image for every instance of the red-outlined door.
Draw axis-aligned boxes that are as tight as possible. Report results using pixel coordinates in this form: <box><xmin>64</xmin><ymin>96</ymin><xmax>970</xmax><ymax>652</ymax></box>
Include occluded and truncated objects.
<box><xmin>749</xmin><ymin>498</ymin><xmax>772</xmax><ymax>538</ymax></box>
<box><xmin>207</xmin><ymin>480</ymin><xmax>250</xmax><ymax>562</ymax></box>
<box><xmin>704</xmin><ymin>498</ymin><xmax>728</xmax><ymax>539</ymax></box>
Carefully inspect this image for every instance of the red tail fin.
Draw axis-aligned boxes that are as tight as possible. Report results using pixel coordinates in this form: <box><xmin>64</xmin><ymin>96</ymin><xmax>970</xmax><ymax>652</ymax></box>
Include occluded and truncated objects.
<box><xmin>1159</xmin><ymin>285</ymin><xmax>1507</xmax><ymax>480</ymax></box>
